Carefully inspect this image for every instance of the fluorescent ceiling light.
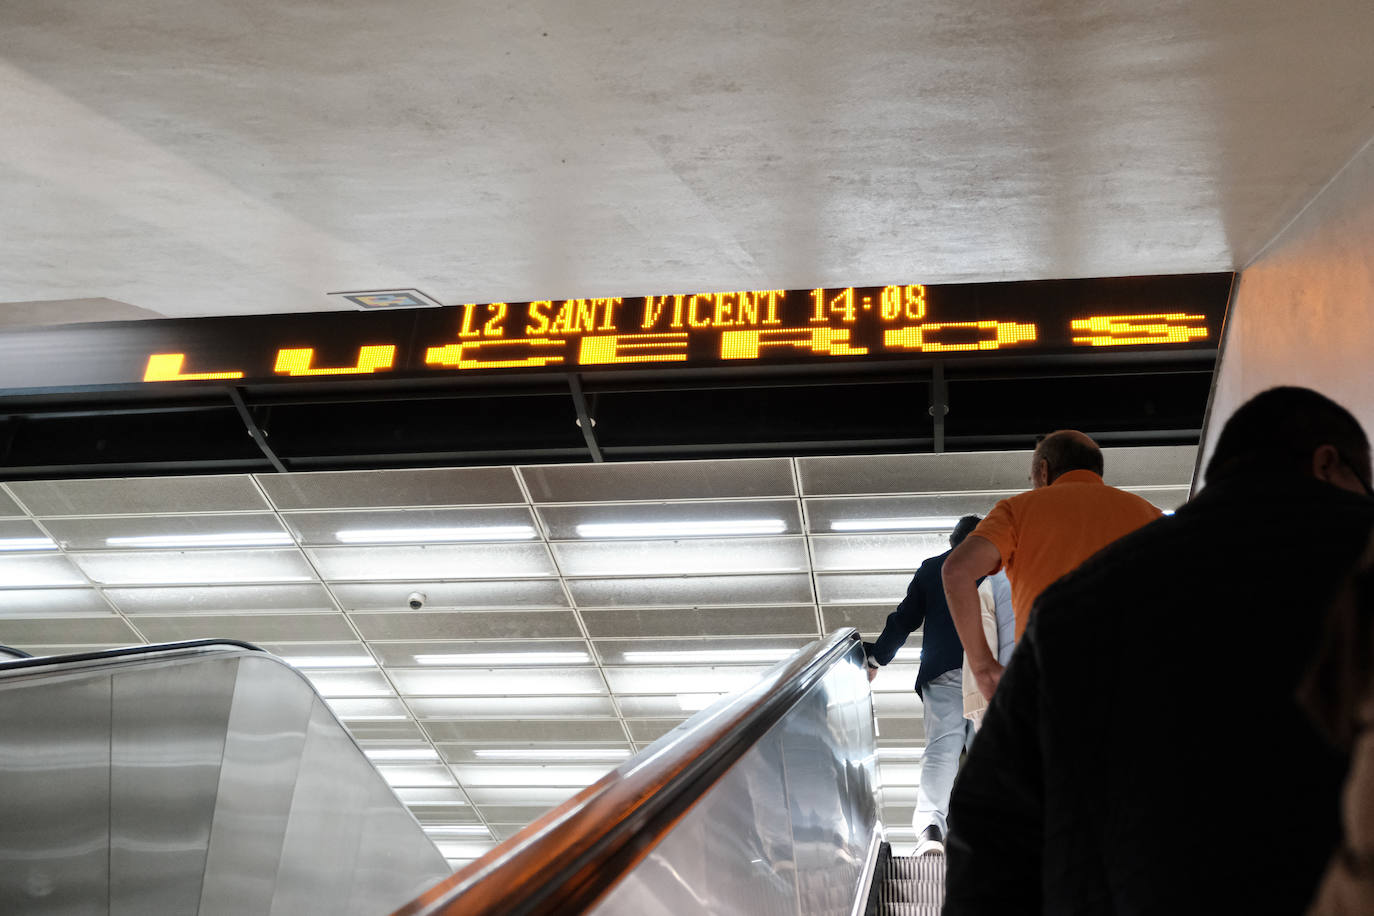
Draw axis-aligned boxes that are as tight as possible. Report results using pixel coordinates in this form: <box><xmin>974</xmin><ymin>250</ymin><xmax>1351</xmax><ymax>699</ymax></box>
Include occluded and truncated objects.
<box><xmin>413</xmin><ymin>651</ymin><xmax>591</xmax><ymax>666</ymax></box>
<box><xmin>829</xmin><ymin>517</ymin><xmax>961</xmax><ymax>532</ymax></box>
<box><xmin>435</xmin><ymin>841</ymin><xmax>496</xmax><ymax>859</ymax></box>
<box><xmin>472</xmin><ymin>748</ymin><xmax>630</xmax><ymax>761</ymax></box>
<box><xmin>283</xmin><ymin>655</ymin><xmax>377</xmax><ymax>669</ymax></box>
<box><xmin>364</xmin><ymin>748</ymin><xmax>440</xmax><ymax>762</ymax></box>
<box><xmin>575</xmin><ymin>519</ymin><xmax>785</xmax><ymax>538</ymax></box>
<box><xmin>1162</xmin><ymin>509</ymin><xmax>1176</xmax><ymax>516</ymax></box>
<box><xmin>677</xmin><ymin>692</ymin><xmax>726</xmax><ymax>711</ymax></box>
<box><xmin>335</xmin><ymin>525</ymin><xmax>536</xmax><ymax>543</ymax></box>
<box><xmin>893</xmin><ymin>648</ymin><xmax>922</xmax><ymax>662</ymax></box>
<box><xmin>876</xmin><ymin>747</ymin><xmax>927</xmax><ymax>760</ymax></box>
<box><xmin>622</xmin><ymin>648</ymin><xmax>794</xmax><ymax>664</ymax></box>
<box><xmin>423</xmin><ymin>825</ymin><xmax>492</xmax><ymax>836</ymax></box>
<box><xmin>0</xmin><ymin>537</ymin><xmax>56</xmax><ymax>551</ymax></box>
<box><xmin>105</xmin><ymin>532</ymin><xmax>293</xmax><ymax>548</ymax></box>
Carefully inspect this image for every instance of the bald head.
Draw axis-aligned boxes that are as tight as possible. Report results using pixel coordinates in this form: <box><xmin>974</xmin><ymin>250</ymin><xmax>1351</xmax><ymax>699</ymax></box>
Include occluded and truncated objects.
<box><xmin>1032</xmin><ymin>430</ymin><xmax>1104</xmax><ymax>487</ymax></box>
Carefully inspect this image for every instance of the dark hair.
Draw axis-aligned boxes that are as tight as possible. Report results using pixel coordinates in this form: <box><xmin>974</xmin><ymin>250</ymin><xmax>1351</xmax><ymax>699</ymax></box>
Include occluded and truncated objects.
<box><xmin>1204</xmin><ymin>386</ymin><xmax>1370</xmax><ymax>486</ymax></box>
<box><xmin>950</xmin><ymin>514</ymin><xmax>981</xmax><ymax>548</ymax></box>
<box><xmin>1036</xmin><ymin>431</ymin><xmax>1103</xmax><ymax>482</ymax></box>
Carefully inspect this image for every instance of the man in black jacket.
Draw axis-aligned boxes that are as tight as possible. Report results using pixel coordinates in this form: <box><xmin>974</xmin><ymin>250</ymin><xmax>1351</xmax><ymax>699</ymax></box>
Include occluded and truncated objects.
<box><xmin>944</xmin><ymin>386</ymin><xmax>1374</xmax><ymax>914</ymax></box>
<box><xmin>865</xmin><ymin>514</ymin><xmax>983</xmax><ymax>856</ymax></box>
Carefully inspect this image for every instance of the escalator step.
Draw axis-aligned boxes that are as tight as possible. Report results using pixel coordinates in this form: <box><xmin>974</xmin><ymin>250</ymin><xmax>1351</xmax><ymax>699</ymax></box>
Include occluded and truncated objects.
<box><xmin>878</xmin><ymin>855</ymin><xmax>943</xmax><ymax>914</ymax></box>
<box><xmin>879</xmin><ymin>905</ymin><xmax>939</xmax><ymax>916</ymax></box>
<box><xmin>886</xmin><ymin>855</ymin><xmax>945</xmax><ymax>880</ymax></box>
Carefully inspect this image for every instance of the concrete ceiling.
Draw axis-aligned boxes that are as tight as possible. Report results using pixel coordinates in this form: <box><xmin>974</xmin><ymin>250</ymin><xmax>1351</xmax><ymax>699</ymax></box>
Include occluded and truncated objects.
<box><xmin>3</xmin><ymin>1</ymin><xmax>1374</xmax><ymax>320</ymax></box>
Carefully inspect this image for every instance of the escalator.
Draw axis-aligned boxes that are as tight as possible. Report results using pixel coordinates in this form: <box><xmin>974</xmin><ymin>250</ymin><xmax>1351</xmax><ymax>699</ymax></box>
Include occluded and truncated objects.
<box><xmin>1</xmin><ymin>630</ymin><xmax>940</xmax><ymax>915</ymax></box>
<box><xmin>394</xmin><ymin>629</ymin><xmax>941</xmax><ymax>916</ymax></box>
<box><xmin>0</xmin><ymin>640</ymin><xmax>449</xmax><ymax>915</ymax></box>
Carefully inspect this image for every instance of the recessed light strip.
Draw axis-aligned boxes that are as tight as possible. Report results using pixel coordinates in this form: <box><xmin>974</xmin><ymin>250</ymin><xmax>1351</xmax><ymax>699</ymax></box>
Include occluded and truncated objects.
<box><xmin>0</xmin><ymin>537</ymin><xmax>56</xmax><ymax>551</ymax></box>
<box><xmin>472</xmin><ymin>748</ymin><xmax>631</xmax><ymax>761</ymax></box>
<box><xmin>829</xmin><ymin>517</ymin><xmax>962</xmax><ymax>532</ymax></box>
<box><xmin>575</xmin><ymin>519</ymin><xmax>785</xmax><ymax>538</ymax></box>
<box><xmin>622</xmin><ymin>648</ymin><xmax>795</xmax><ymax>664</ymax></box>
<box><xmin>413</xmin><ymin>651</ymin><xmax>591</xmax><ymax>666</ymax></box>
<box><xmin>335</xmin><ymin>526</ymin><xmax>536</xmax><ymax>543</ymax></box>
<box><xmin>105</xmin><ymin>532</ymin><xmax>294</xmax><ymax>548</ymax></box>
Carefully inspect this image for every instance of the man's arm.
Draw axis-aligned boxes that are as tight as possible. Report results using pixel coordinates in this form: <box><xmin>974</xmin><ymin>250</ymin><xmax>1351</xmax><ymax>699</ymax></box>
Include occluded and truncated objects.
<box><xmin>942</xmin><ymin>534</ymin><xmax>1005</xmax><ymax>698</ymax></box>
<box><xmin>863</xmin><ymin>563</ymin><xmax>929</xmax><ymax>681</ymax></box>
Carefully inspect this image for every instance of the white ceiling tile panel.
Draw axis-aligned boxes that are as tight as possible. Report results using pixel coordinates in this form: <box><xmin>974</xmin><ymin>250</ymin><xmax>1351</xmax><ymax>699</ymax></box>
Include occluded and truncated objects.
<box><xmin>579</xmin><ymin>606</ymin><xmax>819</xmax><ymax>638</ymax></box>
<box><xmin>43</xmin><ymin>515</ymin><xmax>289</xmax><ymax>551</ymax></box>
<box><xmin>0</xmin><ymin>518</ymin><xmax>55</xmax><ymax>542</ymax></box>
<box><xmin>0</xmin><ymin>554</ymin><xmax>88</xmax><ymax>587</ymax></box>
<box><xmin>602</xmin><ymin>665</ymin><xmax>770</xmax><ymax>695</ymax></box>
<box><xmin>0</xmin><ymin>616</ymin><xmax>140</xmax><ymax>646</ymax></box>
<box><xmin>0</xmin><ymin>487</ymin><xmax>26</xmax><ymax>517</ymax></box>
<box><xmin>1099</xmin><ymin>447</ymin><xmax>1200</xmax><ymax>488</ymax></box>
<box><xmin>281</xmin><ymin>507</ymin><xmax>538</xmax><ymax>546</ymax></box>
<box><xmin>376</xmin><ymin>764</ymin><xmax>458</xmax><ymax>787</ymax></box>
<box><xmin>302</xmin><ymin>670</ymin><xmax>393</xmax><ymax>697</ymax></box>
<box><xmin>567</xmin><ymin>573</ymin><xmax>813</xmax><ymax>608</ymax></box>
<box><xmin>626</xmin><ymin>719</ymin><xmax>688</xmax><ymax>742</ymax></box>
<box><xmin>325</xmin><ymin>697</ymin><xmax>412</xmax><ymax>720</ymax></box>
<box><xmin>424</xmin><ymin>720</ymin><xmax>626</xmax><ymax>743</ymax></box>
<box><xmin>371</xmin><ymin>640</ymin><xmax>591</xmax><ymax>667</ymax></box>
<box><xmin>105</xmin><ymin>584</ymin><xmax>336</xmax><ymax>615</ymax></box>
<box><xmin>810</xmin><ymin>534</ymin><xmax>948</xmax><ymax>572</ymax></box>
<box><xmin>332</xmin><ymin>580</ymin><xmax>568</xmax><ymax>612</ymax></box>
<box><xmin>477</xmin><ymin>805</ymin><xmax>568</xmax><ymax>824</ymax></box>
<box><xmin>307</xmin><ymin>543</ymin><xmax>556</xmax><ymax>581</ymax></box>
<box><xmin>70</xmin><ymin>549</ymin><xmax>316</xmax><ymax>586</ymax></box>
<box><xmin>465</xmin><ymin>787</ymin><xmax>580</xmax><ymax>807</ymax></box>
<box><xmin>592</xmin><ymin>637</ymin><xmax>813</xmax><ymax>666</ymax></box>
<box><xmin>520</xmin><ymin>458</ymin><xmax>796</xmax><ymax>503</ymax></box>
<box><xmin>0</xmin><ymin>588</ymin><xmax>113</xmax><ymax>617</ymax></box>
<box><xmin>797</xmin><ymin>452</ymin><xmax>1032</xmax><ymax>496</ymax></box>
<box><xmin>390</xmin><ymin>667</ymin><xmax>607</xmax><ymax>697</ymax></box>
<box><xmin>822</xmin><ymin>605</ymin><xmax>922</xmax><ymax>637</ymax></box>
<box><xmin>815</xmin><ymin>572</ymin><xmax>914</xmax><ymax>604</ymax></box>
<box><xmin>871</xmin><ymin>719</ymin><xmax>926</xmax><ymax>742</ymax></box>
<box><xmin>410</xmin><ymin>806</ymin><xmax>481</xmax><ymax>825</ymax></box>
<box><xmin>535</xmin><ymin>500</ymin><xmax>803</xmax><ymax>539</ymax></box>
<box><xmin>409</xmin><ymin>696</ymin><xmax>617</xmax><ymax>719</ymax></box>
<box><xmin>351</xmin><ymin>610</ymin><xmax>581</xmax><ymax>641</ymax></box>
<box><xmin>8</xmin><ymin>476</ymin><xmax>269</xmax><ymax>516</ymax></box>
<box><xmin>438</xmin><ymin>746</ymin><xmax>630</xmax><ymax>764</ymax></box>
<box><xmin>131</xmin><ymin>613</ymin><xmax>356</xmax><ymax>643</ymax></box>
<box><xmin>257</xmin><ymin>468</ymin><xmax>525</xmax><ymax>510</ymax></box>
<box><xmin>347</xmin><ymin>721</ymin><xmax>428</xmax><ymax>742</ymax></box>
<box><xmin>450</xmin><ymin>765</ymin><xmax>616</xmax><ymax>787</ymax></box>
<box><xmin>393</xmin><ymin>788</ymin><xmax>471</xmax><ymax>806</ymax></box>
<box><xmin>616</xmin><ymin>695</ymin><xmax>725</xmax><ymax>718</ymax></box>
<box><xmin>553</xmin><ymin>537</ymin><xmax>808</xmax><ymax>577</ymax></box>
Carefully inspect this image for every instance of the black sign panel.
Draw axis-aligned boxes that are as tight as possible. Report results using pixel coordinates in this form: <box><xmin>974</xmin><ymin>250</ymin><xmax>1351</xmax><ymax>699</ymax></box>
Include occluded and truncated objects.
<box><xmin>0</xmin><ymin>274</ymin><xmax>1231</xmax><ymax>393</ymax></box>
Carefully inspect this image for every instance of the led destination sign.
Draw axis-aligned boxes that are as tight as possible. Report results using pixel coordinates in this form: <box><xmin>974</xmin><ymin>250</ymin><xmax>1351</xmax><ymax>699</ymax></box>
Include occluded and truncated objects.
<box><xmin>0</xmin><ymin>274</ymin><xmax>1231</xmax><ymax>393</ymax></box>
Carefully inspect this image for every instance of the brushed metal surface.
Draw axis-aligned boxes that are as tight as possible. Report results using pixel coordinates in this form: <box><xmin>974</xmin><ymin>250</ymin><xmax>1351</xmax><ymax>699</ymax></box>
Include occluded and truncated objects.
<box><xmin>198</xmin><ymin>655</ymin><xmax>316</xmax><ymax>915</ymax></box>
<box><xmin>589</xmin><ymin>643</ymin><xmax>879</xmax><ymax>916</ymax></box>
<box><xmin>0</xmin><ymin>674</ymin><xmax>112</xmax><ymax>916</ymax></box>
<box><xmin>110</xmin><ymin>657</ymin><xmax>237</xmax><ymax>916</ymax></box>
<box><xmin>0</xmin><ymin>645</ymin><xmax>449</xmax><ymax>914</ymax></box>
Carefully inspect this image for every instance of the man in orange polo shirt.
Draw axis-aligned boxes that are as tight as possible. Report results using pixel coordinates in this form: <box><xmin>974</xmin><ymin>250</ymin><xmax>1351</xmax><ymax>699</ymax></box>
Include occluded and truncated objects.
<box><xmin>942</xmin><ymin>430</ymin><xmax>1161</xmax><ymax>701</ymax></box>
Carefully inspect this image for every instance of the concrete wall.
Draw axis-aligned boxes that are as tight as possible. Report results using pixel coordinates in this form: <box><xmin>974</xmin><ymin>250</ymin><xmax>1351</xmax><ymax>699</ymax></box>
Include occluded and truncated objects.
<box><xmin>1200</xmin><ymin>135</ymin><xmax>1374</xmax><ymax>481</ymax></box>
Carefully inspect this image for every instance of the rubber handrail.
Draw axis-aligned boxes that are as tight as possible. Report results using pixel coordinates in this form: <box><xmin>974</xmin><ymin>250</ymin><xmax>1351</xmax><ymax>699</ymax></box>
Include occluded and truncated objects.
<box><xmin>391</xmin><ymin>628</ymin><xmax>863</xmax><ymax>916</ymax></box>
<box><xmin>0</xmin><ymin>638</ymin><xmax>264</xmax><ymax>673</ymax></box>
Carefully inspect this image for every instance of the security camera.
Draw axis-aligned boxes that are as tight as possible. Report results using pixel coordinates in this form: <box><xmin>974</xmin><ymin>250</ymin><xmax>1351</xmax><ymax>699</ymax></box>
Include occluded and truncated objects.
<box><xmin>407</xmin><ymin>591</ymin><xmax>427</xmax><ymax>610</ymax></box>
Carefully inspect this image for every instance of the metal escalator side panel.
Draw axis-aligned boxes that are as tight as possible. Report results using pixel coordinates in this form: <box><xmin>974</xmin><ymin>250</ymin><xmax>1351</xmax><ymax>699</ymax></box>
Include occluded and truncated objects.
<box><xmin>198</xmin><ymin>656</ymin><xmax>316</xmax><ymax>915</ymax></box>
<box><xmin>586</xmin><ymin>641</ymin><xmax>880</xmax><ymax>916</ymax></box>
<box><xmin>111</xmin><ymin>657</ymin><xmax>238</xmax><ymax>916</ymax></box>
<box><xmin>0</xmin><ymin>674</ymin><xmax>112</xmax><ymax>915</ymax></box>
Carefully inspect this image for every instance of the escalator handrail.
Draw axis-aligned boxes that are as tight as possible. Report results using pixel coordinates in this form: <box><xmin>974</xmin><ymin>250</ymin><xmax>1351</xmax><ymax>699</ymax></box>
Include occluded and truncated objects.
<box><xmin>392</xmin><ymin>627</ymin><xmax>864</xmax><ymax>916</ymax></box>
<box><xmin>0</xmin><ymin>638</ymin><xmax>265</xmax><ymax>674</ymax></box>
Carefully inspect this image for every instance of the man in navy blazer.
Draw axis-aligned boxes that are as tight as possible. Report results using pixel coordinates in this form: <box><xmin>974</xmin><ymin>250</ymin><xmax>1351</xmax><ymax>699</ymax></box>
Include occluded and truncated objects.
<box><xmin>864</xmin><ymin>514</ymin><xmax>982</xmax><ymax>856</ymax></box>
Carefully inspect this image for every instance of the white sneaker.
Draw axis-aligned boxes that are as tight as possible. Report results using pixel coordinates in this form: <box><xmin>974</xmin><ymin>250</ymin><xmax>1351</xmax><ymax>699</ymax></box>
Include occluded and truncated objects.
<box><xmin>914</xmin><ymin>825</ymin><xmax>945</xmax><ymax>856</ymax></box>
